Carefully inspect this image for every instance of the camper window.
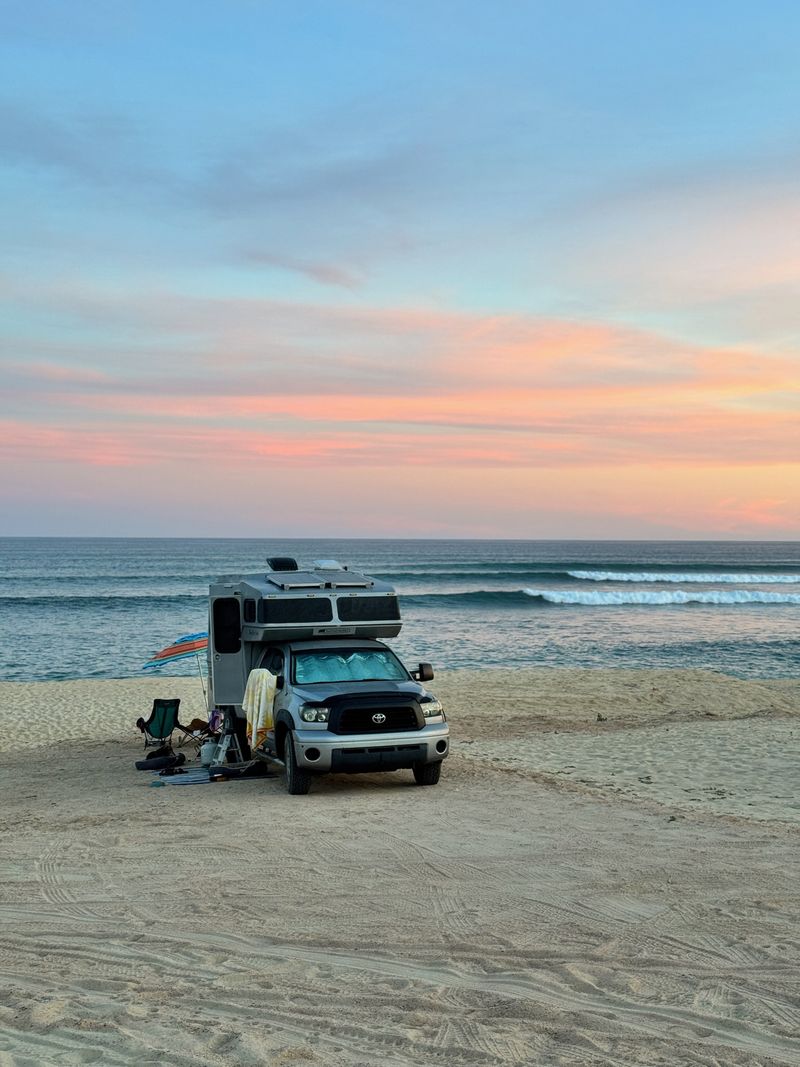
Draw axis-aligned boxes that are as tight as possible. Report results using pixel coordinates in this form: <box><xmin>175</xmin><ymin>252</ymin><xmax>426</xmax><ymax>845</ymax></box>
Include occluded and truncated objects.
<box><xmin>212</xmin><ymin>598</ymin><xmax>241</xmax><ymax>654</ymax></box>
<box><xmin>337</xmin><ymin>595</ymin><xmax>400</xmax><ymax>622</ymax></box>
<box><xmin>257</xmin><ymin>598</ymin><xmax>333</xmax><ymax>625</ymax></box>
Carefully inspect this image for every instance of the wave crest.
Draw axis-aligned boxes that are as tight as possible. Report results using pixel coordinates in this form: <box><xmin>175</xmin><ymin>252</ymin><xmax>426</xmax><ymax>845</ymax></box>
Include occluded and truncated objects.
<box><xmin>525</xmin><ymin>588</ymin><xmax>800</xmax><ymax>606</ymax></box>
<box><xmin>568</xmin><ymin>570</ymin><xmax>800</xmax><ymax>584</ymax></box>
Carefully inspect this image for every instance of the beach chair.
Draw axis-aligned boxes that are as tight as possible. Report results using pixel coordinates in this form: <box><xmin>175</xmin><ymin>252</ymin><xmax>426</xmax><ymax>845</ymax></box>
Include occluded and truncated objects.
<box><xmin>174</xmin><ymin>714</ymin><xmax>218</xmax><ymax>750</ymax></box>
<box><xmin>136</xmin><ymin>698</ymin><xmax>183</xmax><ymax>750</ymax></box>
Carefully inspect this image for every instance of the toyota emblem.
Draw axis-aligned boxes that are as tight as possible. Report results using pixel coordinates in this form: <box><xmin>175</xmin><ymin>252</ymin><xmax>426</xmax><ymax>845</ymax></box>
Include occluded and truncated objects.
<box><xmin>372</xmin><ymin>713</ymin><xmax>387</xmax><ymax>724</ymax></box>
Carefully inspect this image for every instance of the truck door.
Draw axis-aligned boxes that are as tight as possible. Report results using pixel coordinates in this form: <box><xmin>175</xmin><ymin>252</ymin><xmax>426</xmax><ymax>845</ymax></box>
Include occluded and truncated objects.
<box><xmin>210</xmin><ymin>596</ymin><xmax>247</xmax><ymax>706</ymax></box>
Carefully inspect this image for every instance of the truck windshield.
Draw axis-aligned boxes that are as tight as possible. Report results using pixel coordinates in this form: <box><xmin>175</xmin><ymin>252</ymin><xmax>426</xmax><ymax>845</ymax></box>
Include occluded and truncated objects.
<box><xmin>293</xmin><ymin>648</ymin><xmax>408</xmax><ymax>684</ymax></box>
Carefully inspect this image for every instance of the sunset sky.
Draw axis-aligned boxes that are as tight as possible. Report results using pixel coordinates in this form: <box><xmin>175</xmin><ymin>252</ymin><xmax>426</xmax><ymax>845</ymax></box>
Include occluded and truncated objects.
<box><xmin>1</xmin><ymin>0</ymin><xmax>798</xmax><ymax>538</ymax></box>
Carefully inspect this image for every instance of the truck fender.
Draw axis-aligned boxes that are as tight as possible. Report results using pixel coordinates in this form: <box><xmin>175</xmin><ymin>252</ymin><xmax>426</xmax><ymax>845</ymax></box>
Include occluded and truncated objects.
<box><xmin>273</xmin><ymin>711</ymin><xmax>296</xmax><ymax>760</ymax></box>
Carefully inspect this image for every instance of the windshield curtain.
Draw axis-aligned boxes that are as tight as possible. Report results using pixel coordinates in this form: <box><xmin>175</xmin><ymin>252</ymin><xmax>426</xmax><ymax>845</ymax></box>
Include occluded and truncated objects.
<box><xmin>293</xmin><ymin>649</ymin><xmax>408</xmax><ymax>684</ymax></box>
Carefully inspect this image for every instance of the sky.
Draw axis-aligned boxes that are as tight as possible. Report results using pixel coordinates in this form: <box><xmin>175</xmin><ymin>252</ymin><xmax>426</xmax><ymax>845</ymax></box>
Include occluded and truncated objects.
<box><xmin>1</xmin><ymin>0</ymin><xmax>798</xmax><ymax>538</ymax></box>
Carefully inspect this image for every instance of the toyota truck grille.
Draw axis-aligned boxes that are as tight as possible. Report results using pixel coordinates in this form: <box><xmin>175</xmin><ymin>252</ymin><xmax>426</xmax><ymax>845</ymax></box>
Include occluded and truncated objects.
<box><xmin>324</xmin><ymin>692</ymin><xmax>425</xmax><ymax>735</ymax></box>
<box><xmin>331</xmin><ymin>705</ymin><xmax>422</xmax><ymax>735</ymax></box>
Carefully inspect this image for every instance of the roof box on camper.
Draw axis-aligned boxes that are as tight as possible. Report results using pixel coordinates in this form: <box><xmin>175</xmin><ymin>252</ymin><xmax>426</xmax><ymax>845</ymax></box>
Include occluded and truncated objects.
<box><xmin>209</xmin><ymin>558</ymin><xmax>402</xmax><ymax>642</ymax></box>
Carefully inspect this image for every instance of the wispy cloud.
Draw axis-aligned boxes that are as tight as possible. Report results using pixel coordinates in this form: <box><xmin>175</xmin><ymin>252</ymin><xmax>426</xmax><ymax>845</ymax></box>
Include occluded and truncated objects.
<box><xmin>241</xmin><ymin>249</ymin><xmax>363</xmax><ymax>289</ymax></box>
<box><xmin>0</xmin><ymin>98</ymin><xmax>160</xmax><ymax>189</ymax></box>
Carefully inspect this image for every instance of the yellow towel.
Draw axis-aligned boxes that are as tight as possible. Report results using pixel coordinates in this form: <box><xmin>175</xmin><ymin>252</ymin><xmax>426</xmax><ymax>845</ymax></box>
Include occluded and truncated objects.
<box><xmin>242</xmin><ymin>669</ymin><xmax>277</xmax><ymax>749</ymax></box>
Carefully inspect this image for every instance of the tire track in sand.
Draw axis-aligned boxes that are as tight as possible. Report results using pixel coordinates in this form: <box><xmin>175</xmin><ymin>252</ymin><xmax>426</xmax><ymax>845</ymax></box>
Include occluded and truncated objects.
<box><xmin>6</xmin><ymin>924</ymin><xmax>798</xmax><ymax>1062</ymax></box>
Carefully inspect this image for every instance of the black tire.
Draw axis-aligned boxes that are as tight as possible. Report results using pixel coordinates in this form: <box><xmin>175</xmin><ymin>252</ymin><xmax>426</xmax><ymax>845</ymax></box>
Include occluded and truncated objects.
<box><xmin>413</xmin><ymin>761</ymin><xmax>442</xmax><ymax>786</ymax></box>
<box><xmin>284</xmin><ymin>732</ymin><xmax>313</xmax><ymax>795</ymax></box>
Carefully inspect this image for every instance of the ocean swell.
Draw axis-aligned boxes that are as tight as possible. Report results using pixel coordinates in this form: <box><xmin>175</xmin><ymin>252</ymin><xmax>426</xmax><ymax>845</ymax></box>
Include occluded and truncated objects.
<box><xmin>0</xmin><ymin>593</ymin><xmax>204</xmax><ymax>607</ymax></box>
<box><xmin>402</xmin><ymin>590</ymin><xmax>534</xmax><ymax>607</ymax></box>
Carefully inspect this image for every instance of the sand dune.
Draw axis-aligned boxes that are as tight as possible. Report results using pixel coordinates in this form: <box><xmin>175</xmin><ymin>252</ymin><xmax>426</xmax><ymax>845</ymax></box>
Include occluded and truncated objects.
<box><xmin>0</xmin><ymin>669</ymin><xmax>797</xmax><ymax>1065</ymax></box>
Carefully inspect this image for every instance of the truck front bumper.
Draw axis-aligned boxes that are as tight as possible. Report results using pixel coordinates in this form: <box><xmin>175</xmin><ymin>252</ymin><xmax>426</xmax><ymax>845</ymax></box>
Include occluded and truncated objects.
<box><xmin>292</xmin><ymin>723</ymin><xmax>449</xmax><ymax>774</ymax></box>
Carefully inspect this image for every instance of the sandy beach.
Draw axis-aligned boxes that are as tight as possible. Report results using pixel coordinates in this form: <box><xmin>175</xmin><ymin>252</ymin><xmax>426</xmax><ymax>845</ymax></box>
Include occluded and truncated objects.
<box><xmin>0</xmin><ymin>668</ymin><xmax>798</xmax><ymax>1066</ymax></box>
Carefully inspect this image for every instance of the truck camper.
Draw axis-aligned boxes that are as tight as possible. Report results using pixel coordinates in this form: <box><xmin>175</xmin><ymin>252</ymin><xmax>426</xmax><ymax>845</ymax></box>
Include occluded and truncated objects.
<box><xmin>208</xmin><ymin>557</ymin><xmax>449</xmax><ymax>794</ymax></box>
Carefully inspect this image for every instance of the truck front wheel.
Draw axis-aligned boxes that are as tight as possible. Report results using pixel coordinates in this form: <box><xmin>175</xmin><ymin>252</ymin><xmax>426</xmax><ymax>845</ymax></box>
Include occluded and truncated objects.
<box><xmin>413</xmin><ymin>761</ymin><xmax>442</xmax><ymax>786</ymax></box>
<box><xmin>284</xmin><ymin>732</ymin><xmax>313</xmax><ymax>795</ymax></box>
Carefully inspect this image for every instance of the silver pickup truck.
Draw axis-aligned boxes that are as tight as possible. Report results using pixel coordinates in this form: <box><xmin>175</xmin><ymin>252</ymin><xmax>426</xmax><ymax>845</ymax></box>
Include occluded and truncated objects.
<box><xmin>207</xmin><ymin>558</ymin><xmax>449</xmax><ymax>794</ymax></box>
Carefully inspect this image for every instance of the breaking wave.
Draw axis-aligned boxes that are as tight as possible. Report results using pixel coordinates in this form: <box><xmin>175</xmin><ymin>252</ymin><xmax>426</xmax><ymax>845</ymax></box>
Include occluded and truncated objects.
<box><xmin>525</xmin><ymin>588</ymin><xmax>800</xmax><ymax>606</ymax></box>
<box><xmin>568</xmin><ymin>570</ymin><xmax>800</xmax><ymax>584</ymax></box>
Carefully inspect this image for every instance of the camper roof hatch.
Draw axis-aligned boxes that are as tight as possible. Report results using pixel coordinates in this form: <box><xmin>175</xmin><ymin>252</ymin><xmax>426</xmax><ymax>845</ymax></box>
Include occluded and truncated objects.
<box><xmin>266</xmin><ymin>571</ymin><xmax>326</xmax><ymax>590</ymax></box>
<box><xmin>266</xmin><ymin>557</ymin><xmax>298</xmax><ymax>572</ymax></box>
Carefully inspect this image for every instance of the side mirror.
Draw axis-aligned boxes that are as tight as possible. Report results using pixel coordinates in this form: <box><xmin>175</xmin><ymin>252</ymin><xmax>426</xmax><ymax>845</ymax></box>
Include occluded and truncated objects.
<box><xmin>415</xmin><ymin>662</ymin><xmax>434</xmax><ymax>682</ymax></box>
<box><xmin>276</xmin><ymin>674</ymin><xmax>285</xmax><ymax>690</ymax></box>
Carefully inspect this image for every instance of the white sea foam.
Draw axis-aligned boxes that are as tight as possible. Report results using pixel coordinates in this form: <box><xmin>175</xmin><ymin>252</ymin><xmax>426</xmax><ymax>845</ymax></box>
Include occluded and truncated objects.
<box><xmin>568</xmin><ymin>571</ymin><xmax>800</xmax><ymax>584</ymax></box>
<box><xmin>525</xmin><ymin>588</ymin><xmax>800</xmax><ymax>606</ymax></box>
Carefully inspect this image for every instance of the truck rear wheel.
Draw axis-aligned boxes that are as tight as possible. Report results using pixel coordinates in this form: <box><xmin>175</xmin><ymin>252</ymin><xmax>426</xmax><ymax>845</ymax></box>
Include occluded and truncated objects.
<box><xmin>413</xmin><ymin>761</ymin><xmax>442</xmax><ymax>786</ymax></box>
<box><xmin>284</xmin><ymin>732</ymin><xmax>313</xmax><ymax>795</ymax></box>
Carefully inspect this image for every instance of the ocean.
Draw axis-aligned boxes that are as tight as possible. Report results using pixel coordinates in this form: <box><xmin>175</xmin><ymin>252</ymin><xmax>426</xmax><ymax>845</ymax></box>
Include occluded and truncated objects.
<box><xmin>1</xmin><ymin>538</ymin><xmax>798</xmax><ymax>682</ymax></box>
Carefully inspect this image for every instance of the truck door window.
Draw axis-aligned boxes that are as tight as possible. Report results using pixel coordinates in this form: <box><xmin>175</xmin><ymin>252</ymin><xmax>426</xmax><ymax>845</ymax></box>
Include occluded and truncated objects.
<box><xmin>264</xmin><ymin>649</ymin><xmax>283</xmax><ymax>676</ymax></box>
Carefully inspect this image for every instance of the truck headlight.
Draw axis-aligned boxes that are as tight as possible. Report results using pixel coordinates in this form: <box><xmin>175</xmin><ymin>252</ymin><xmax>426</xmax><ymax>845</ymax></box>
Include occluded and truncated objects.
<box><xmin>300</xmin><ymin>705</ymin><xmax>330</xmax><ymax>723</ymax></box>
<box><xmin>420</xmin><ymin>698</ymin><xmax>444</xmax><ymax>718</ymax></box>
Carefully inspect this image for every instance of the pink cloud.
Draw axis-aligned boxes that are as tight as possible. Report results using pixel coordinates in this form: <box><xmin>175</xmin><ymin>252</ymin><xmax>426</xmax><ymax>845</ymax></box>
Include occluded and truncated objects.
<box><xmin>703</xmin><ymin>495</ymin><xmax>797</xmax><ymax>532</ymax></box>
<box><xmin>0</xmin><ymin>422</ymin><xmax>141</xmax><ymax>467</ymax></box>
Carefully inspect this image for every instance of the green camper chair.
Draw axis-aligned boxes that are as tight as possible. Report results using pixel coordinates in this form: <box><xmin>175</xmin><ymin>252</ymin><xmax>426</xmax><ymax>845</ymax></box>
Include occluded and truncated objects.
<box><xmin>136</xmin><ymin>698</ymin><xmax>183</xmax><ymax>750</ymax></box>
